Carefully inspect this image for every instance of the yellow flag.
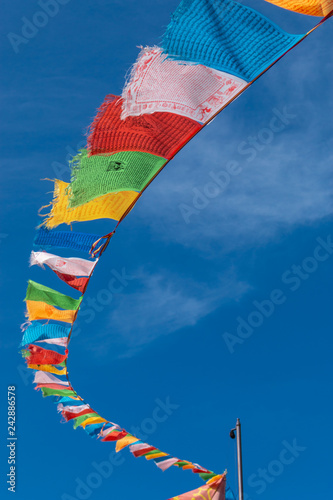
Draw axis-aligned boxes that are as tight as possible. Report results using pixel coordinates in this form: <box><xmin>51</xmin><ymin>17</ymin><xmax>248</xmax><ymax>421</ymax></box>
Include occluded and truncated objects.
<box><xmin>25</xmin><ymin>300</ymin><xmax>76</xmax><ymax>323</ymax></box>
<box><xmin>28</xmin><ymin>364</ymin><xmax>67</xmax><ymax>376</ymax></box>
<box><xmin>42</xmin><ymin>180</ymin><xmax>138</xmax><ymax>228</ymax></box>
<box><xmin>80</xmin><ymin>417</ymin><xmax>108</xmax><ymax>428</ymax></box>
<box><xmin>145</xmin><ymin>451</ymin><xmax>169</xmax><ymax>460</ymax></box>
<box><xmin>115</xmin><ymin>435</ymin><xmax>139</xmax><ymax>452</ymax></box>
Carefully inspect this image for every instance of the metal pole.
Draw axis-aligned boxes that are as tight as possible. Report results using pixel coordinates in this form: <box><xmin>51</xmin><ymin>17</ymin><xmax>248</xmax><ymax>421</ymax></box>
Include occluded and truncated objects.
<box><xmin>230</xmin><ymin>419</ymin><xmax>244</xmax><ymax>500</ymax></box>
<box><xmin>236</xmin><ymin>418</ymin><xmax>244</xmax><ymax>500</ymax></box>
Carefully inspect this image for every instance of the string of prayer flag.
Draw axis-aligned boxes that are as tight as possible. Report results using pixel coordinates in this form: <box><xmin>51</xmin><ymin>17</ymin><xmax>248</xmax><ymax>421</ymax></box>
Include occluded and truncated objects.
<box><xmin>21</xmin><ymin>1</ymin><xmax>332</xmax><ymax>498</ymax></box>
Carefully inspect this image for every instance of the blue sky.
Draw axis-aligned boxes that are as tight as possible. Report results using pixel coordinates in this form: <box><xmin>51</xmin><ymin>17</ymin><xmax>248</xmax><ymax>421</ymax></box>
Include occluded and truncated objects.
<box><xmin>1</xmin><ymin>1</ymin><xmax>332</xmax><ymax>499</ymax></box>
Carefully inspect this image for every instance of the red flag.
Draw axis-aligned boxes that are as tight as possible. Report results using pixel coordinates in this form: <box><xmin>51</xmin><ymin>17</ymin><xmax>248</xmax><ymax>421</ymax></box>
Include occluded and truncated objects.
<box><xmin>132</xmin><ymin>446</ymin><xmax>157</xmax><ymax>458</ymax></box>
<box><xmin>26</xmin><ymin>345</ymin><xmax>68</xmax><ymax>365</ymax></box>
<box><xmin>62</xmin><ymin>408</ymin><xmax>96</xmax><ymax>421</ymax></box>
<box><xmin>101</xmin><ymin>429</ymin><xmax>128</xmax><ymax>442</ymax></box>
<box><xmin>87</xmin><ymin>95</ymin><xmax>201</xmax><ymax>159</ymax></box>
<box><xmin>53</xmin><ymin>271</ymin><xmax>89</xmax><ymax>293</ymax></box>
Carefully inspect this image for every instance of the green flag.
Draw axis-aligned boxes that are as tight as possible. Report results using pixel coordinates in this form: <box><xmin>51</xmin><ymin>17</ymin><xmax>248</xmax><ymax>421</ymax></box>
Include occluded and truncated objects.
<box><xmin>69</xmin><ymin>149</ymin><xmax>166</xmax><ymax>207</ymax></box>
<box><xmin>25</xmin><ymin>280</ymin><xmax>82</xmax><ymax>310</ymax></box>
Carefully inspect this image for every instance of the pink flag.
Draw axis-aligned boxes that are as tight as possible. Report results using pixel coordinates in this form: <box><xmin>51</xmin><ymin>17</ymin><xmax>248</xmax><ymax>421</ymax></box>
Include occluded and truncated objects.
<box><xmin>30</xmin><ymin>251</ymin><xmax>97</xmax><ymax>276</ymax></box>
<box><xmin>35</xmin><ymin>383</ymin><xmax>70</xmax><ymax>390</ymax></box>
<box><xmin>57</xmin><ymin>404</ymin><xmax>91</xmax><ymax>414</ymax></box>
<box><xmin>33</xmin><ymin>371</ymin><xmax>69</xmax><ymax>386</ymax></box>
<box><xmin>121</xmin><ymin>47</ymin><xmax>246</xmax><ymax>123</ymax></box>
<box><xmin>154</xmin><ymin>457</ymin><xmax>179</xmax><ymax>471</ymax></box>
<box><xmin>36</xmin><ymin>337</ymin><xmax>69</xmax><ymax>347</ymax></box>
<box><xmin>99</xmin><ymin>424</ymin><xmax>121</xmax><ymax>438</ymax></box>
<box><xmin>168</xmin><ymin>475</ymin><xmax>226</xmax><ymax>500</ymax></box>
<box><xmin>129</xmin><ymin>442</ymin><xmax>152</xmax><ymax>453</ymax></box>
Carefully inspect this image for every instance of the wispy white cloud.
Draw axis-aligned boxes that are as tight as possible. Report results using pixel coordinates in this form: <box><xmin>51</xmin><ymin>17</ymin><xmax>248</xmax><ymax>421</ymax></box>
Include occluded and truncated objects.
<box><xmin>89</xmin><ymin>267</ymin><xmax>249</xmax><ymax>357</ymax></box>
<box><xmin>108</xmin><ymin>98</ymin><xmax>331</xmax><ymax>355</ymax></box>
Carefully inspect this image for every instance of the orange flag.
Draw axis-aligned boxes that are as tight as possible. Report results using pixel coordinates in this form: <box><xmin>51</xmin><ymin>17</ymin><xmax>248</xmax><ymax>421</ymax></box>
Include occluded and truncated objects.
<box><xmin>168</xmin><ymin>474</ymin><xmax>226</xmax><ymax>500</ymax></box>
<box><xmin>264</xmin><ymin>0</ymin><xmax>332</xmax><ymax>17</ymax></box>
